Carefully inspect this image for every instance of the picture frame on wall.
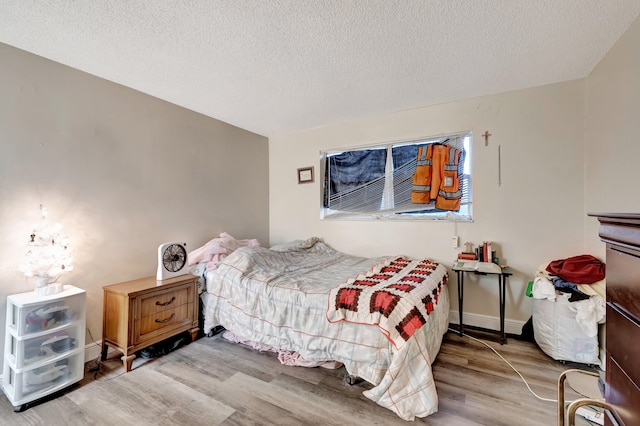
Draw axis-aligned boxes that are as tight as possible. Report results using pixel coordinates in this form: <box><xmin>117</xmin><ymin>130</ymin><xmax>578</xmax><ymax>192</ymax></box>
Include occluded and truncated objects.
<box><xmin>297</xmin><ymin>166</ymin><xmax>314</xmax><ymax>184</ymax></box>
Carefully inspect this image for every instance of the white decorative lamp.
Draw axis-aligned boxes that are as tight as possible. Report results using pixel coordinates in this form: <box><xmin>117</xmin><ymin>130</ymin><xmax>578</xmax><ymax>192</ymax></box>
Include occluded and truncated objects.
<box><xmin>19</xmin><ymin>205</ymin><xmax>73</xmax><ymax>296</ymax></box>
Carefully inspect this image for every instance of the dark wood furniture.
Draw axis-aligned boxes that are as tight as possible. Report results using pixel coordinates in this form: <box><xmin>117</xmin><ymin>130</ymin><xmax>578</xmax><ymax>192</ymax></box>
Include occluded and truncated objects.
<box><xmin>101</xmin><ymin>274</ymin><xmax>199</xmax><ymax>372</ymax></box>
<box><xmin>590</xmin><ymin>213</ymin><xmax>640</xmax><ymax>426</ymax></box>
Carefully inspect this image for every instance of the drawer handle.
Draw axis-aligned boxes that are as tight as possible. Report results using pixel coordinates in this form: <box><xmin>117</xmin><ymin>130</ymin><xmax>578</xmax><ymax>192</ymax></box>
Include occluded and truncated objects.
<box><xmin>156</xmin><ymin>296</ymin><xmax>176</xmax><ymax>307</ymax></box>
<box><xmin>155</xmin><ymin>313</ymin><xmax>175</xmax><ymax>323</ymax></box>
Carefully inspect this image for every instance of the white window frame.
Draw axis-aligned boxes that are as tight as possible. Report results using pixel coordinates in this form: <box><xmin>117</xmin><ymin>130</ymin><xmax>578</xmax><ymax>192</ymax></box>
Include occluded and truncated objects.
<box><xmin>321</xmin><ymin>131</ymin><xmax>473</xmax><ymax>221</ymax></box>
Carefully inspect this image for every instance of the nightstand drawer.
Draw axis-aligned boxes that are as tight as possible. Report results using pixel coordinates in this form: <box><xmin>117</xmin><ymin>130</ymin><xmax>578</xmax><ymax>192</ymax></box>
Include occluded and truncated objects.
<box><xmin>138</xmin><ymin>304</ymin><xmax>192</xmax><ymax>336</ymax></box>
<box><xmin>139</xmin><ymin>286</ymin><xmax>190</xmax><ymax>318</ymax></box>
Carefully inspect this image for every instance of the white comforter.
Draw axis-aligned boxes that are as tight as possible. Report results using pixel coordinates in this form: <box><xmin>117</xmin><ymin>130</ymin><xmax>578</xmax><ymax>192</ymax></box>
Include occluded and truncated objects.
<box><xmin>201</xmin><ymin>237</ymin><xmax>450</xmax><ymax>420</ymax></box>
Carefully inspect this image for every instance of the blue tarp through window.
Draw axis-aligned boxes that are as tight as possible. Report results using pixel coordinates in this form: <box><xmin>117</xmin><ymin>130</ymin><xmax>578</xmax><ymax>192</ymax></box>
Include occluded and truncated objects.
<box><xmin>323</xmin><ymin>145</ymin><xmax>419</xmax><ymax>210</ymax></box>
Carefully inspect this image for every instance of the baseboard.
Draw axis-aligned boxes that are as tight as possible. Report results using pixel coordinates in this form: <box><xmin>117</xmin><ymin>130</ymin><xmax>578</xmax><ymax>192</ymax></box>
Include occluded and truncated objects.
<box><xmin>449</xmin><ymin>310</ymin><xmax>525</xmax><ymax>336</ymax></box>
<box><xmin>85</xmin><ymin>340</ymin><xmax>104</xmax><ymax>364</ymax></box>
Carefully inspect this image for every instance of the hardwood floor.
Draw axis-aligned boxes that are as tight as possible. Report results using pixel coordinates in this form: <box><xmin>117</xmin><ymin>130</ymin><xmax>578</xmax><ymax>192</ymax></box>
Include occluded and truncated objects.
<box><xmin>0</xmin><ymin>330</ymin><xmax>597</xmax><ymax>425</ymax></box>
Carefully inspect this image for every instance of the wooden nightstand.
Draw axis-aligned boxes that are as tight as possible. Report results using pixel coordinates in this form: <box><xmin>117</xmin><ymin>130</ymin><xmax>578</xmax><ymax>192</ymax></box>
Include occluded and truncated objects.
<box><xmin>101</xmin><ymin>274</ymin><xmax>199</xmax><ymax>372</ymax></box>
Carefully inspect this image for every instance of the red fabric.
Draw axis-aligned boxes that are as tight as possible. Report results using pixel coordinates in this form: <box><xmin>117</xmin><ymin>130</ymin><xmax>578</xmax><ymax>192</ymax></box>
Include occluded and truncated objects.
<box><xmin>545</xmin><ymin>254</ymin><xmax>605</xmax><ymax>284</ymax></box>
<box><xmin>371</xmin><ymin>291</ymin><xmax>400</xmax><ymax>316</ymax></box>
<box><xmin>336</xmin><ymin>288</ymin><xmax>360</xmax><ymax>309</ymax></box>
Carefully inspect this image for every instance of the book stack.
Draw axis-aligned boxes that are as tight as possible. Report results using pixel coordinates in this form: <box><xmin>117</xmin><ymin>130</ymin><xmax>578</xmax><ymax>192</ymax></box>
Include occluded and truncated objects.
<box><xmin>457</xmin><ymin>252</ymin><xmax>476</xmax><ymax>260</ymax></box>
<box><xmin>475</xmin><ymin>241</ymin><xmax>494</xmax><ymax>263</ymax></box>
<box><xmin>457</xmin><ymin>241</ymin><xmax>500</xmax><ymax>265</ymax></box>
<box><xmin>484</xmin><ymin>241</ymin><xmax>492</xmax><ymax>262</ymax></box>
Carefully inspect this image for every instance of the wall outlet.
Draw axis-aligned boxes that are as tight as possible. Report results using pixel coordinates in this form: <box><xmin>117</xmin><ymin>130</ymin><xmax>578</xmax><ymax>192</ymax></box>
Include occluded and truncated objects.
<box><xmin>451</xmin><ymin>236</ymin><xmax>459</xmax><ymax>248</ymax></box>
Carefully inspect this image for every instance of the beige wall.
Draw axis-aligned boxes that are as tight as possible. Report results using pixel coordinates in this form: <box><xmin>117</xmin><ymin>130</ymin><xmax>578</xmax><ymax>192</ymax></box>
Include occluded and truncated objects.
<box><xmin>0</xmin><ymin>43</ymin><xmax>269</xmax><ymax>373</ymax></box>
<box><xmin>584</xmin><ymin>16</ymin><xmax>640</xmax><ymax>257</ymax></box>
<box><xmin>269</xmin><ymin>80</ymin><xmax>586</xmax><ymax>331</ymax></box>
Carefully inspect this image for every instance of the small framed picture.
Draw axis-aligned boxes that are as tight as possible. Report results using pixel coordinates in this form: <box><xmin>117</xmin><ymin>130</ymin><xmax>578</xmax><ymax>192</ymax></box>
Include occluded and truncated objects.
<box><xmin>297</xmin><ymin>166</ymin><xmax>314</xmax><ymax>184</ymax></box>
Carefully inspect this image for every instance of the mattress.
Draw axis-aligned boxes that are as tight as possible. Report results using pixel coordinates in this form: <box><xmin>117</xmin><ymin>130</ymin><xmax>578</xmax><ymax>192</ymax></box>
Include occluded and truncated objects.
<box><xmin>201</xmin><ymin>237</ymin><xmax>450</xmax><ymax>420</ymax></box>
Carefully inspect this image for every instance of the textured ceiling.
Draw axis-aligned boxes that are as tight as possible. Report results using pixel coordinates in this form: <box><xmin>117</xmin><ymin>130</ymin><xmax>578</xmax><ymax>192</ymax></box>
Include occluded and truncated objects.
<box><xmin>1</xmin><ymin>1</ymin><xmax>640</xmax><ymax>137</ymax></box>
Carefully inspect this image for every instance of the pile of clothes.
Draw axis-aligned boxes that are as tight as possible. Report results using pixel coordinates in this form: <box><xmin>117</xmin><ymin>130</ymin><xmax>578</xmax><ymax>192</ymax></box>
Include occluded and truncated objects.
<box><xmin>531</xmin><ymin>254</ymin><xmax>606</xmax><ymax>365</ymax></box>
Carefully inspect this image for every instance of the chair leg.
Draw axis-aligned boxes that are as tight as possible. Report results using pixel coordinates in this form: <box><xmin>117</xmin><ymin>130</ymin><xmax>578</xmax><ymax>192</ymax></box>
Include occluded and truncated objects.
<box><xmin>557</xmin><ymin>369</ymin><xmax>600</xmax><ymax>426</ymax></box>
<box><xmin>566</xmin><ymin>398</ymin><xmax>614</xmax><ymax>426</ymax></box>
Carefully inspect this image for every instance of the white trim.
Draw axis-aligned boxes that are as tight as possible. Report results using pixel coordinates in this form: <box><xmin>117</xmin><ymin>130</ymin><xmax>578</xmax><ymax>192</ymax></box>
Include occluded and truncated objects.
<box><xmin>85</xmin><ymin>340</ymin><xmax>105</xmax><ymax>363</ymax></box>
<box><xmin>449</xmin><ymin>310</ymin><xmax>525</xmax><ymax>336</ymax></box>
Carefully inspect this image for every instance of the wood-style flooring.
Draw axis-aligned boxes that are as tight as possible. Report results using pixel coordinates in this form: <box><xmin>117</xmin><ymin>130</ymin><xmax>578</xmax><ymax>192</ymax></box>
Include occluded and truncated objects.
<box><xmin>0</xmin><ymin>330</ymin><xmax>597</xmax><ymax>425</ymax></box>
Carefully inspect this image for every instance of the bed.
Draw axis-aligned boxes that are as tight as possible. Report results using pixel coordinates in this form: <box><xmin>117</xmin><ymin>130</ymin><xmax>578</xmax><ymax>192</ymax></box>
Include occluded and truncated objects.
<box><xmin>196</xmin><ymin>236</ymin><xmax>450</xmax><ymax>421</ymax></box>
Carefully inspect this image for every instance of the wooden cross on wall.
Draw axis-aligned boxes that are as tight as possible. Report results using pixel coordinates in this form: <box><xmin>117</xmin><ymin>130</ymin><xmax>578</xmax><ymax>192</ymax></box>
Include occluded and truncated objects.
<box><xmin>482</xmin><ymin>131</ymin><xmax>492</xmax><ymax>146</ymax></box>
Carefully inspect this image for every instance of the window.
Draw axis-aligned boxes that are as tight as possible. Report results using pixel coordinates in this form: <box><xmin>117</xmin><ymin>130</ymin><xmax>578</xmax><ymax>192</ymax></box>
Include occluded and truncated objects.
<box><xmin>321</xmin><ymin>132</ymin><xmax>472</xmax><ymax>221</ymax></box>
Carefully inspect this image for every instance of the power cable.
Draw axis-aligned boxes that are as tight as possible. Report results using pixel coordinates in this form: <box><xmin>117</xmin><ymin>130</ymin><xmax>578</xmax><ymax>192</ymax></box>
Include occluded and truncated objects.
<box><xmin>448</xmin><ymin>328</ymin><xmax>558</xmax><ymax>403</ymax></box>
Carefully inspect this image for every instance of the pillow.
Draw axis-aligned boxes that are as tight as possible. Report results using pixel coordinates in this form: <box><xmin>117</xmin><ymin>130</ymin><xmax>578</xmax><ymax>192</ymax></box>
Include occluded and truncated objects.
<box><xmin>188</xmin><ymin>232</ymin><xmax>260</xmax><ymax>270</ymax></box>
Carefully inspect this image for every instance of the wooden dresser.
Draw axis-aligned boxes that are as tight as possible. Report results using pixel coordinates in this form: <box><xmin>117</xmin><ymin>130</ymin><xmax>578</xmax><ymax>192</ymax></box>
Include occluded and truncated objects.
<box><xmin>101</xmin><ymin>274</ymin><xmax>199</xmax><ymax>371</ymax></box>
<box><xmin>591</xmin><ymin>213</ymin><xmax>640</xmax><ymax>426</ymax></box>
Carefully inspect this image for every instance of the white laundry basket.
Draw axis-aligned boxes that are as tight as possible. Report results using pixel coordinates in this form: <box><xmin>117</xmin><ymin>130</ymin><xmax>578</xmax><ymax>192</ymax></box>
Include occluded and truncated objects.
<box><xmin>532</xmin><ymin>292</ymin><xmax>600</xmax><ymax>365</ymax></box>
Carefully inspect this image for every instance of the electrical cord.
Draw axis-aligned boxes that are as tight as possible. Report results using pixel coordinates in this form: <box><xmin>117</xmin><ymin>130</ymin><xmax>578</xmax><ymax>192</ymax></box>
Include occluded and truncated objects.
<box><xmin>86</xmin><ymin>327</ymin><xmax>102</xmax><ymax>349</ymax></box>
<box><xmin>84</xmin><ymin>327</ymin><xmax>136</xmax><ymax>382</ymax></box>
<box><xmin>448</xmin><ymin>328</ymin><xmax>559</xmax><ymax>403</ymax></box>
<box><xmin>95</xmin><ymin>367</ymin><xmax>127</xmax><ymax>382</ymax></box>
<box><xmin>86</xmin><ymin>328</ymin><xmax>104</xmax><ymax>378</ymax></box>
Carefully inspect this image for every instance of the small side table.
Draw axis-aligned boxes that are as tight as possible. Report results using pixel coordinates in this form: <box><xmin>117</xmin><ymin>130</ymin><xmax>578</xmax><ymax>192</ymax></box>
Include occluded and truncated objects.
<box><xmin>452</xmin><ymin>265</ymin><xmax>512</xmax><ymax>344</ymax></box>
<box><xmin>101</xmin><ymin>274</ymin><xmax>199</xmax><ymax>371</ymax></box>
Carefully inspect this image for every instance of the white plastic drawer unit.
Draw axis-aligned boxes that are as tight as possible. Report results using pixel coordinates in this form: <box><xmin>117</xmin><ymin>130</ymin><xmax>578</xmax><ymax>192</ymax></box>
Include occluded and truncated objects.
<box><xmin>3</xmin><ymin>285</ymin><xmax>86</xmax><ymax>411</ymax></box>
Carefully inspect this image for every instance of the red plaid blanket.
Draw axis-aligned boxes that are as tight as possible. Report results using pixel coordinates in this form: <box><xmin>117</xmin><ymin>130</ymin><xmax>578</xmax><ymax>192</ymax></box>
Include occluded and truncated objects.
<box><xmin>326</xmin><ymin>257</ymin><xmax>447</xmax><ymax>349</ymax></box>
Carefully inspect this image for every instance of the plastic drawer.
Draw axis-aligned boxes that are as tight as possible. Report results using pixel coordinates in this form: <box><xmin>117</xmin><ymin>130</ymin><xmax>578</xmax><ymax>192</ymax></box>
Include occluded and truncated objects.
<box><xmin>6</xmin><ymin>287</ymin><xmax>85</xmax><ymax>336</ymax></box>
<box><xmin>5</xmin><ymin>322</ymin><xmax>84</xmax><ymax>370</ymax></box>
<box><xmin>3</xmin><ymin>351</ymin><xmax>84</xmax><ymax>406</ymax></box>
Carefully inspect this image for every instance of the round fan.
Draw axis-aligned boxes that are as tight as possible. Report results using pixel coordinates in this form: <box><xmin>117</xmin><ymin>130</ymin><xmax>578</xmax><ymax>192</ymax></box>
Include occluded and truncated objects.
<box><xmin>156</xmin><ymin>242</ymin><xmax>188</xmax><ymax>280</ymax></box>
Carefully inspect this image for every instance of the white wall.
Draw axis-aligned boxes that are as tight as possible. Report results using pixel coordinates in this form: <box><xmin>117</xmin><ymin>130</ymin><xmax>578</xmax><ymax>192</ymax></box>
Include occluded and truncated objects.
<box><xmin>270</xmin><ymin>80</ymin><xmax>586</xmax><ymax>330</ymax></box>
<box><xmin>584</xmin><ymin>15</ymin><xmax>640</xmax><ymax>257</ymax></box>
<box><xmin>0</xmin><ymin>43</ymin><xmax>270</xmax><ymax>374</ymax></box>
